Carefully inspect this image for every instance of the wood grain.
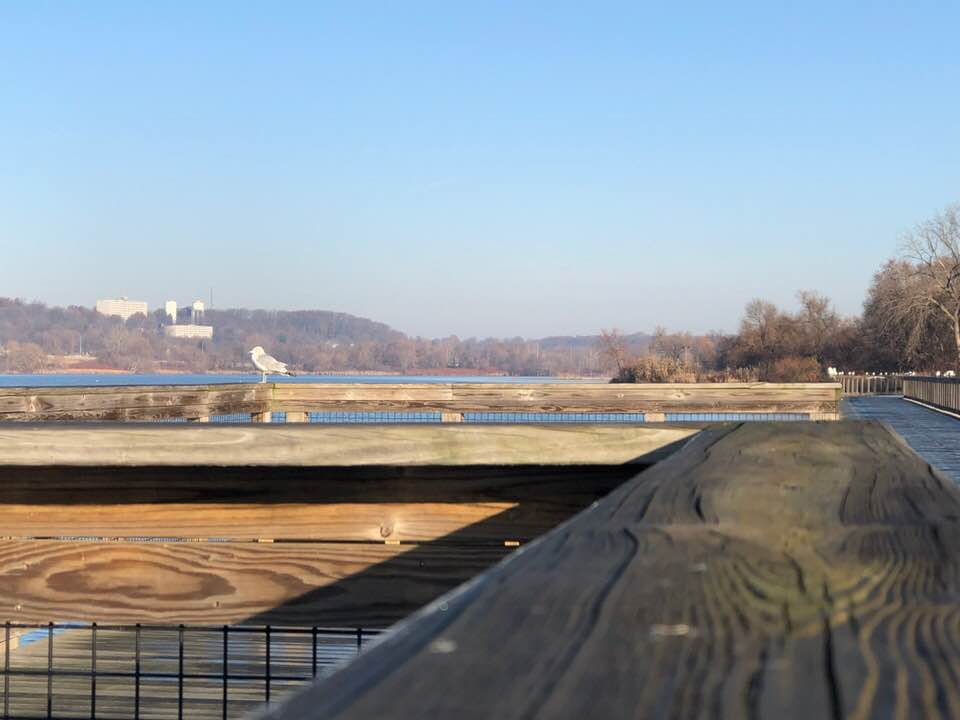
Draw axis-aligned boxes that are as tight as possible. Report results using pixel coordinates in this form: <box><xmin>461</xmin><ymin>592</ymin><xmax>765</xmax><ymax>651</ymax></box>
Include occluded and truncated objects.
<box><xmin>275</xmin><ymin>382</ymin><xmax>842</xmax><ymax>414</ymax></box>
<box><xmin>0</xmin><ymin>424</ymin><xmax>698</xmax><ymax>466</ymax></box>
<box><xmin>0</xmin><ymin>384</ymin><xmax>271</xmax><ymax>421</ymax></box>
<box><xmin>0</xmin><ymin>539</ymin><xmax>510</xmax><ymax>627</ymax></box>
<box><xmin>0</xmin><ymin>382</ymin><xmax>841</xmax><ymax>421</ymax></box>
<box><xmin>0</xmin><ymin>465</ymin><xmax>635</xmax><ymax>542</ymax></box>
<box><xmin>265</xmin><ymin>421</ymin><xmax>960</xmax><ymax>720</ymax></box>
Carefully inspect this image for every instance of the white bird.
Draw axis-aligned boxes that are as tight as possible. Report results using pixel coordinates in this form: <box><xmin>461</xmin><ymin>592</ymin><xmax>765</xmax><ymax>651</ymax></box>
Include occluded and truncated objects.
<box><xmin>249</xmin><ymin>346</ymin><xmax>294</xmax><ymax>383</ymax></box>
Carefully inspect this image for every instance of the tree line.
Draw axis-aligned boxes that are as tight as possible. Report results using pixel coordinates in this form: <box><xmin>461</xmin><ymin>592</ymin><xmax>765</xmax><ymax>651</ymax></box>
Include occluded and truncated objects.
<box><xmin>603</xmin><ymin>203</ymin><xmax>960</xmax><ymax>382</ymax></box>
<box><xmin>2</xmin><ymin>204</ymin><xmax>958</xmax><ymax>378</ymax></box>
<box><xmin>0</xmin><ymin>300</ymin><xmax>634</xmax><ymax>376</ymax></box>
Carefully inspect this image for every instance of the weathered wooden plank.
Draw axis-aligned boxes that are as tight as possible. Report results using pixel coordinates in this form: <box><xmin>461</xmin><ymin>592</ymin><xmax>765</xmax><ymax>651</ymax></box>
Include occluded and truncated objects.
<box><xmin>0</xmin><ymin>382</ymin><xmax>840</xmax><ymax>421</ymax></box>
<box><xmin>0</xmin><ymin>539</ymin><xmax>510</xmax><ymax>627</ymax></box>
<box><xmin>0</xmin><ymin>464</ymin><xmax>636</xmax><ymax>542</ymax></box>
<box><xmin>0</xmin><ymin>424</ymin><xmax>698</xmax><ymax>466</ymax></box>
<box><xmin>274</xmin><ymin>382</ymin><xmax>840</xmax><ymax>414</ymax></box>
<box><xmin>272</xmin><ymin>383</ymin><xmax>454</xmax><ymax>410</ymax></box>
<box><xmin>0</xmin><ymin>383</ymin><xmax>270</xmax><ymax>421</ymax></box>
<box><xmin>266</xmin><ymin>421</ymin><xmax>960</xmax><ymax>720</ymax></box>
<box><xmin>446</xmin><ymin>382</ymin><xmax>840</xmax><ymax>414</ymax></box>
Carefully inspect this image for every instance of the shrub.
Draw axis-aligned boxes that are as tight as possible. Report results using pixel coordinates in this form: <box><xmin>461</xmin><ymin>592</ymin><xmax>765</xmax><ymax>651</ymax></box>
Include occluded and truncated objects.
<box><xmin>766</xmin><ymin>356</ymin><xmax>824</xmax><ymax>382</ymax></box>
<box><xmin>614</xmin><ymin>355</ymin><xmax>698</xmax><ymax>383</ymax></box>
<box><xmin>0</xmin><ymin>341</ymin><xmax>47</xmax><ymax>373</ymax></box>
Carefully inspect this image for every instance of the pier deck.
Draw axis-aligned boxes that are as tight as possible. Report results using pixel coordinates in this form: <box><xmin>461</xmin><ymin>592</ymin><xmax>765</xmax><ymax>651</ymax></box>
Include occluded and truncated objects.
<box><xmin>845</xmin><ymin>395</ymin><xmax>960</xmax><ymax>482</ymax></box>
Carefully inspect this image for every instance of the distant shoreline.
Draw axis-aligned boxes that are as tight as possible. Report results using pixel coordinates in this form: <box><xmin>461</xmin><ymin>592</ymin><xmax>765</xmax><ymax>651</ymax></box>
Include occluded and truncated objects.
<box><xmin>6</xmin><ymin>368</ymin><xmax>606</xmax><ymax>381</ymax></box>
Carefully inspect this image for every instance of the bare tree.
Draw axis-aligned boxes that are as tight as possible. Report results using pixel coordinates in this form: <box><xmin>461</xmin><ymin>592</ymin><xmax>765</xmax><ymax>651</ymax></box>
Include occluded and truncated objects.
<box><xmin>900</xmin><ymin>204</ymin><xmax>960</xmax><ymax>370</ymax></box>
<box><xmin>597</xmin><ymin>328</ymin><xmax>628</xmax><ymax>374</ymax></box>
<box><xmin>862</xmin><ymin>259</ymin><xmax>950</xmax><ymax>370</ymax></box>
<box><xmin>795</xmin><ymin>291</ymin><xmax>838</xmax><ymax>362</ymax></box>
<box><xmin>735</xmin><ymin>299</ymin><xmax>785</xmax><ymax>377</ymax></box>
<box><xmin>0</xmin><ymin>341</ymin><xmax>47</xmax><ymax>373</ymax></box>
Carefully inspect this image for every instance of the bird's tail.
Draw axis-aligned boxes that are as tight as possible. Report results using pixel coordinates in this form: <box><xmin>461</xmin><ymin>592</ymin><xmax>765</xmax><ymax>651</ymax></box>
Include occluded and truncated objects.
<box><xmin>285</xmin><ymin>371</ymin><xmax>296</xmax><ymax>377</ymax></box>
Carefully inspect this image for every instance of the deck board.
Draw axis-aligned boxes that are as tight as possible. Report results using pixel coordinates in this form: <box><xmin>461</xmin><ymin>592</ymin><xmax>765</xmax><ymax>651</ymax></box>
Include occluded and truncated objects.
<box><xmin>844</xmin><ymin>396</ymin><xmax>960</xmax><ymax>482</ymax></box>
<box><xmin>265</xmin><ymin>421</ymin><xmax>960</xmax><ymax>719</ymax></box>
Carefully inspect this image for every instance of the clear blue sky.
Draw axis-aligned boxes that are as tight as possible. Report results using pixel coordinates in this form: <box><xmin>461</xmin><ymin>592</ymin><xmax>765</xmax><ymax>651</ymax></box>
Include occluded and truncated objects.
<box><xmin>1</xmin><ymin>2</ymin><xmax>958</xmax><ymax>338</ymax></box>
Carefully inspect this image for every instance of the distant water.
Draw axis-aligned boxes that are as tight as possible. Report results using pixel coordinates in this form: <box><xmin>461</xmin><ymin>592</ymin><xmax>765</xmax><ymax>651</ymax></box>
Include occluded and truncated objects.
<box><xmin>0</xmin><ymin>373</ymin><xmax>607</xmax><ymax>388</ymax></box>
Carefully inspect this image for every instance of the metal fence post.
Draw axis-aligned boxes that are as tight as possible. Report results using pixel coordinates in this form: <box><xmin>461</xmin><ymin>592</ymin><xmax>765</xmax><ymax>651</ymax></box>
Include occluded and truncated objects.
<box><xmin>134</xmin><ymin>624</ymin><xmax>141</xmax><ymax>720</ymax></box>
<box><xmin>90</xmin><ymin>623</ymin><xmax>97</xmax><ymax>720</ymax></box>
<box><xmin>47</xmin><ymin>622</ymin><xmax>53</xmax><ymax>720</ymax></box>
<box><xmin>4</xmin><ymin>622</ymin><xmax>10</xmax><ymax>720</ymax></box>
<box><xmin>264</xmin><ymin>625</ymin><xmax>272</xmax><ymax>705</ymax></box>
<box><xmin>222</xmin><ymin>625</ymin><xmax>229</xmax><ymax>720</ymax></box>
<box><xmin>177</xmin><ymin>625</ymin><xmax>184</xmax><ymax>720</ymax></box>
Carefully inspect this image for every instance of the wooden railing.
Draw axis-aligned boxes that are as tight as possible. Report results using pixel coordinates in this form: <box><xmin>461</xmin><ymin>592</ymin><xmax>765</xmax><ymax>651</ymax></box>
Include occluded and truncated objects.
<box><xmin>835</xmin><ymin>374</ymin><xmax>903</xmax><ymax>395</ymax></box>
<box><xmin>0</xmin><ymin>383</ymin><xmax>270</xmax><ymax>422</ymax></box>
<box><xmin>0</xmin><ymin>382</ymin><xmax>843</xmax><ymax>422</ymax></box>
<box><xmin>0</xmin><ymin>423</ymin><xmax>693</xmax><ymax>628</ymax></box>
<box><xmin>264</xmin><ymin>422</ymin><xmax>960</xmax><ymax>719</ymax></box>
<box><xmin>904</xmin><ymin>376</ymin><xmax>960</xmax><ymax>415</ymax></box>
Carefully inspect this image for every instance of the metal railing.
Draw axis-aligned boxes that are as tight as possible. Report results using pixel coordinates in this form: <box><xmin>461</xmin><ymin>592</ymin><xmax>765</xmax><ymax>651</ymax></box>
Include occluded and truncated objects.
<box><xmin>903</xmin><ymin>376</ymin><xmax>960</xmax><ymax>415</ymax></box>
<box><xmin>1</xmin><ymin>622</ymin><xmax>380</xmax><ymax>720</ymax></box>
<box><xmin>835</xmin><ymin>375</ymin><xmax>904</xmax><ymax>396</ymax></box>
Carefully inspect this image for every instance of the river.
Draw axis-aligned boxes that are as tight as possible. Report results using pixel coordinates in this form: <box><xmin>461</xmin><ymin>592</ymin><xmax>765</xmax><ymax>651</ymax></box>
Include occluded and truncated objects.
<box><xmin>0</xmin><ymin>373</ymin><xmax>608</xmax><ymax>388</ymax></box>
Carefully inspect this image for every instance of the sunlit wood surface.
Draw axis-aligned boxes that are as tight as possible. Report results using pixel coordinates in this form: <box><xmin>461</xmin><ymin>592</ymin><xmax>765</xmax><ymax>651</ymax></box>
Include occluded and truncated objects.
<box><xmin>266</xmin><ymin>421</ymin><xmax>960</xmax><ymax>719</ymax></box>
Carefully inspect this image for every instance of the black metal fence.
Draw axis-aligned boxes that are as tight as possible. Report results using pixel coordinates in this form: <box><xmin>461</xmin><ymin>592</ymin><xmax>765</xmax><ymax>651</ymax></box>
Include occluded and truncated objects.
<box><xmin>168</xmin><ymin>410</ymin><xmax>814</xmax><ymax>424</ymax></box>
<box><xmin>1</xmin><ymin>623</ymin><xmax>380</xmax><ymax>720</ymax></box>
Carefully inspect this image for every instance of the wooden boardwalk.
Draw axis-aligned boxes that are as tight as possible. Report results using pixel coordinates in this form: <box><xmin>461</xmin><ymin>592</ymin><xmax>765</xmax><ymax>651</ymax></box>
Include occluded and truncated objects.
<box><xmin>2</xmin><ymin>625</ymin><xmax>375</xmax><ymax>719</ymax></box>
<box><xmin>844</xmin><ymin>396</ymin><xmax>960</xmax><ymax>482</ymax></box>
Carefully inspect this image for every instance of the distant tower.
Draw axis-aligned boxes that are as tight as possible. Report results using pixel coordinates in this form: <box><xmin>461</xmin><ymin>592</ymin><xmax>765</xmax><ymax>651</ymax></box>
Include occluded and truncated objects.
<box><xmin>164</xmin><ymin>300</ymin><xmax>178</xmax><ymax>324</ymax></box>
<box><xmin>192</xmin><ymin>300</ymin><xmax>205</xmax><ymax>325</ymax></box>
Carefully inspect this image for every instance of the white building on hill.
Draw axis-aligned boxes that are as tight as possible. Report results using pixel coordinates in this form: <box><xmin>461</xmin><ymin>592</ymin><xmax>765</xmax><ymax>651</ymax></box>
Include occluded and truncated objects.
<box><xmin>95</xmin><ymin>297</ymin><xmax>148</xmax><ymax>321</ymax></box>
<box><xmin>163</xmin><ymin>298</ymin><xmax>213</xmax><ymax>339</ymax></box>
<box><xmin>164</xmin><ymin>324</ymin><xmax>213</xmax><ymax>339</ymax></box>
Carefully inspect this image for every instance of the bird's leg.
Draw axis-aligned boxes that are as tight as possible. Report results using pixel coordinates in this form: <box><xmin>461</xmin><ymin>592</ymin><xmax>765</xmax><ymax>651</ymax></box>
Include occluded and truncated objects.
<box><xmin>260</xmin><ymin>372</ymin><xmax>266</xmax><ymax>384</ymax></box>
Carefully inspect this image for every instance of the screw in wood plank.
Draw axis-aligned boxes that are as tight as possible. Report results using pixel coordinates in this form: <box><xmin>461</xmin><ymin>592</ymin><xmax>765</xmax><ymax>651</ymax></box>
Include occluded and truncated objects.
<box><xmin>649</xmin><ymin>624</ymin><xmax>698</xmax><ymax>640</ymax></box>
<box><xmin>428</xmin><ymin>638</ymin><xmax>457</xmax><ymax>654</ymax></box>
